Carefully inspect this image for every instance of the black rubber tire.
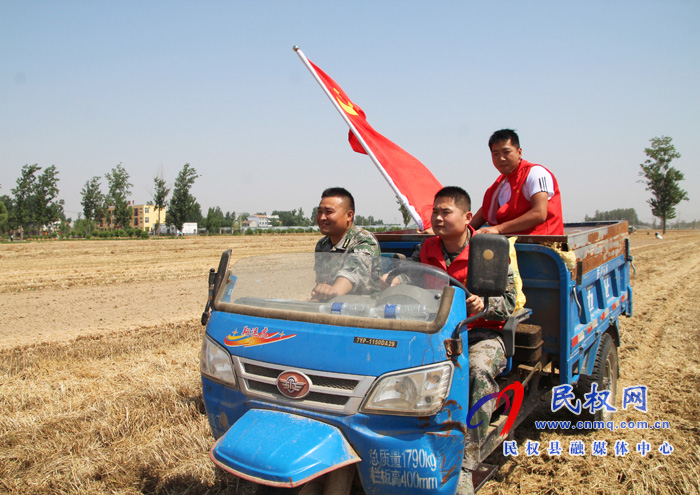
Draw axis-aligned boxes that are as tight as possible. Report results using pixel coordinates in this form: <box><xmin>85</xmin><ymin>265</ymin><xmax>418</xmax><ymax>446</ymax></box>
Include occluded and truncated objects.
<box><xmin>576</xmin><ymin>332</ymin><xmax>619</xmax><ymax>423</ymax></box>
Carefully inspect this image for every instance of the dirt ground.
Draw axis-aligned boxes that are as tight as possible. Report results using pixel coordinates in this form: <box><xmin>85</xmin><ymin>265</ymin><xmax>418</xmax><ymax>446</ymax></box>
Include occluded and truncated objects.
<box><xmin>0</xmin><ymin>235</ymin><xmax>318</xmax><ymax>349</ymax></box>
<box><xmin>0</xmin><ymin>230</ymin><xmax>698</xmax><ymax>495</ymax></box>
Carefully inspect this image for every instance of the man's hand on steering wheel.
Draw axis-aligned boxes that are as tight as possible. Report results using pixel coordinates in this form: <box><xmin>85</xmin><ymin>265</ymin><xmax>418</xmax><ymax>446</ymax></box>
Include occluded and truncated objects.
<box><xmin>466</xmin><ymin>294</ymin><xmax>484</xmax><ymax>314</ymax></box>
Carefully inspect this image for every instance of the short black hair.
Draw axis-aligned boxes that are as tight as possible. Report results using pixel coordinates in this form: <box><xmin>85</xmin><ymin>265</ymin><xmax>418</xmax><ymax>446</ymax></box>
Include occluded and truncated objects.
<box><xmin>488</xmin><ymin>129</ymin><xmax>520</xmax><ymax>150</ymax></box>
<box><xmin>321</xmin><ymin>187</ymin><xmax>355</xmax><ymax>212</ymax></box>
<box><xmin>434</xmin><ymin>186</ymin><xmax>471</xmax><ymax>213</ymax></box>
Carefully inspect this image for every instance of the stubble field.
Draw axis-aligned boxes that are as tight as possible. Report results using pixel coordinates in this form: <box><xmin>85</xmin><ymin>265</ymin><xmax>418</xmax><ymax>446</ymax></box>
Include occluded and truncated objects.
<box><xmin>0</xmin><ymin>232</ymin><xmax>698</xmax><ymax>494</ymax></box>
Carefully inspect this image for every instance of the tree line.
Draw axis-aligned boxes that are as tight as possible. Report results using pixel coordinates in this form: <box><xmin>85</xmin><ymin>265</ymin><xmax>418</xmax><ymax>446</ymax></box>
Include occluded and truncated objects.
<box><xmin>584</xmin><ymin>207</ymin><xmax>698</xmax><ymax>231</ymax></box>
<box><xmin>584</xmin><ymin>208</ymin><xmax>640</xmax><ymax>225</ymax></box>
<box><xmin>77</xmin><ymin>163</ymin><xmax>203</xmax><ymax>236</ymax></box>
<box><xmin>201</xmin><ymin>207</ymin><xmax>387</xmax><ymax>234</ymax></box>
<box><xmin>0</xmin><ymin>162</ymin><xmax>204</xmax><ymax>238</ymax></box>
<box><xmin>0</xmin><ymin>135</ymin><xmax>690</xmax><ymax>238</ymax></box>
<box><xmin>0</xmin><ymin>161</ymin><xmax>390</xmax><ymax>239</ymax></box>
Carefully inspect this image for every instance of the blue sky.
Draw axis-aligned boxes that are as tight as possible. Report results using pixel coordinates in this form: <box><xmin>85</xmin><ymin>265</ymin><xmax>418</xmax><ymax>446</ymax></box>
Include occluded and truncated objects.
<box><xmin>2</xmin><ymin>1</ymin><xmax>698</xmax><ymax>225</ymax></box>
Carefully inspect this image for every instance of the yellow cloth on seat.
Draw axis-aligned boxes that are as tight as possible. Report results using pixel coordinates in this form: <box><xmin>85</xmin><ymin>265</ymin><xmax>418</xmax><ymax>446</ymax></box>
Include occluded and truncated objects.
<box><xmin>509</xmin><ymin>236</ymin><xmax>526</xmax><ymax>311</ymax></box>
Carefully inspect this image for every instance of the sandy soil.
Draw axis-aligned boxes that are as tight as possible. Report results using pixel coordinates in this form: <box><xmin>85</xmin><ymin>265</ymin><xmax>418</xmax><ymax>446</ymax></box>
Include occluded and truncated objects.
<box><xmin>0</xmin><ymin>235</ymin><xmax>317</xmax><ymax>350</ymax></box>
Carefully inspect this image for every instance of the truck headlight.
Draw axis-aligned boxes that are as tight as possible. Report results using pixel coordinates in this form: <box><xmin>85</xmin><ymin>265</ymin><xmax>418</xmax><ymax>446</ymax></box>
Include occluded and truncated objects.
<box><xmin>361</xmin><ymin>362</ymin><xmax>453</xmax><ymax>416</ymax></box>
<box><xmin>200</xmin><ymin>334</ymin><xmax>238</xmax><ymax>388</ymax></box>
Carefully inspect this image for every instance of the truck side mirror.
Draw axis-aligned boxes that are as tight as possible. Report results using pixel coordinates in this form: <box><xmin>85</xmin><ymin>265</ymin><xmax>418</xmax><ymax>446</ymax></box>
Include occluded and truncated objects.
<box><xmin>214</xmin><ymin>249</ymin><xmax>232</xmax><ymax>298</ymax></box>
<box><xmin>467</xmin><ymin>234</ymin><xmax>509</xmax><ymax>297</ymax></box>
<box><xmin>202</xmin><ymin>249</ymin><xmax>232</xmax><ymax>326</ymax></box>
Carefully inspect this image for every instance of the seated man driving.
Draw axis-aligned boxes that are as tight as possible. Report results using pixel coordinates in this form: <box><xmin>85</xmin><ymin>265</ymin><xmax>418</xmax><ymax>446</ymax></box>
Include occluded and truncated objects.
<box><xmin>312</xmin><ymin>187</ymin><xmax>381</xmax><ymax>302</ymax></box>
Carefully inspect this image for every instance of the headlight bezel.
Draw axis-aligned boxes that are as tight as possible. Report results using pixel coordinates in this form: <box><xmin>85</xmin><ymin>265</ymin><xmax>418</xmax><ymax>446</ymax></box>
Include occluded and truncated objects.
<box><xmin>360</xmin><ymin>362</ymin><xmax>454</xmax><ymax>416</ymax></box>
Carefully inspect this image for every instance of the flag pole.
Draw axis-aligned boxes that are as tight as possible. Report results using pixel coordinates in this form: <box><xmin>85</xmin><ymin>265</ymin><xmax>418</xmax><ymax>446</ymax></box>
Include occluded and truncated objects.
<box><xmin>293</xmin><ymin>45</ymin><xmax>424</xmax><ymax>230</ymax></box>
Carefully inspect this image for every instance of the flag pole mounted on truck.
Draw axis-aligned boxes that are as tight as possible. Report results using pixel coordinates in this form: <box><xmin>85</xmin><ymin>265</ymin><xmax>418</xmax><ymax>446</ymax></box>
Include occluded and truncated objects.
<box><xmin>294</xmin><ymin>45</ymin><xmax>442</xmax><ymax>231</ymax></box>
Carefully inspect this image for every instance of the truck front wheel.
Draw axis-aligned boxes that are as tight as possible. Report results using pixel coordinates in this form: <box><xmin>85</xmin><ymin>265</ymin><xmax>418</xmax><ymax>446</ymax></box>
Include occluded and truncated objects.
<box><xmin>576</xmin><ymin>332</ymin><xmax>619</xmax><ymax>423</ymax></box>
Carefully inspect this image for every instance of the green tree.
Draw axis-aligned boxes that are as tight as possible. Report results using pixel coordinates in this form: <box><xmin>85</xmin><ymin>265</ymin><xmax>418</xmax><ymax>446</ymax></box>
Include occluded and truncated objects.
<box><xmin>271</xmin><ymin>208</ymin><xmax>312</xmax><ymax>227</ymax></box>
<box><xmin>205</xmin><ymin>206</ymin><xmax>224</xmax><ymax>234</ymax></box>
<box><xmin>167</xmin><ymin>163</ymin><xmax>200</xmax><ymax>232</ymax></box>
<box><xmin>71</xmin><ymin>218</ymin><xmax>93</xmax><ymax>237</ymax></box>
<box><xmin>80</xmin><ymin>176</ymin><xmax>104</xmax><ymax>233</ymax></box>
<box><xmin>0</xmin><ymin>195</ymin><xmax>14</xmax><ymax>233</ymax></box>
<box><xmin>186</xmin><ymin>201</ymin><xmax>203</xmax><ymax>224</ymax></box>
<box><xmin>272</xmin><ymin>210</ymin><xmax>295</xmax><ymax>227</ymax></box>
<box><xmin>34</xmin><ymin>165</ymin><xmax>64</xmax><ymax>232</ymax></box>
<box><xmin>151</xmin><ymin>172</ymin><xmax>170</xmax><ymax>235</ymax></box>
<box><xmin>222</xmin><ymin>211</ymin><xmax>237</xmax><ymax>231</ymax></box>
<box><xmin>355</xmin><ymin>215</ymin><xmax>384</xmax><ymax>226</ymax></box>
<box><xmin>296</xmin><ymin>207</ymin><xmax>311</xmax><ymax>226</ymax></box>
<box><xmin>0</xmin><ymin>200</ymin><xmax>7</xmax><ymax>232</ymax></box>
<box><xmin>12</xmin><ymin>164</ymin><xmax>40</xmax><ymax>235</ymax></box>
<box><xmin>10</xmin><ymin>164</ymin><xmax>64</xmax><ymax>235</ymax></box>
<box><xmin>105</xmin><ymin>164</ymin><xmax>133</xmax><ymax>229</ymax></box>
<box><xmin>638</xmin><ymin>136</ymin><xmax>689</xmax><ymax>234</ymax></box>
<box><xmin>397</xmin><ymin>198</ymin><xmax>412</xmax><ymax>228</ymax></box>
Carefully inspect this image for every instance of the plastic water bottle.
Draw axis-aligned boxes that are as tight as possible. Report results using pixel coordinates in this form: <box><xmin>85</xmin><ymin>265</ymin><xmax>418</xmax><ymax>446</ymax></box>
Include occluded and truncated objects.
<box><xmin>320</xmin><ymin>302</ymin><xmax>376</xmax><ymax>317</ymax></box>
<box><xmin>379</xmin><ymin>304</ymin><xmax>431</xmax><ymax>321</ymax></box>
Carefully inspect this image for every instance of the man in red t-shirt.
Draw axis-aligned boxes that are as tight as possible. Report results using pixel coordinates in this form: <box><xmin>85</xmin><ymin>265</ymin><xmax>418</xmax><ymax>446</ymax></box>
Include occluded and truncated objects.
<box><xmin>472</xmin><ymin>129</ymin><xmax>564</xmax><ymax>236</ymax></box>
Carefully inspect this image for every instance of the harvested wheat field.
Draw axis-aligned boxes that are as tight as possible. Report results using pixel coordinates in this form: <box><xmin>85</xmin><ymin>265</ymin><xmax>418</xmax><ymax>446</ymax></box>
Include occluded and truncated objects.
<box><xmin>1</xmin><ymin>232</ymin><xmax>698</xmax><ymax>495</ymax></box>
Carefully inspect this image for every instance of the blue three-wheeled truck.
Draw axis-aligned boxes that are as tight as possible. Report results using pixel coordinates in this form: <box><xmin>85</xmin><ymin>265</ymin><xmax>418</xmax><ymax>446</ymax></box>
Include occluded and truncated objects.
<box><xmin>199</xmin><ymin>221</ymin><xmax>633</xmax><ymax>494</ymax></box>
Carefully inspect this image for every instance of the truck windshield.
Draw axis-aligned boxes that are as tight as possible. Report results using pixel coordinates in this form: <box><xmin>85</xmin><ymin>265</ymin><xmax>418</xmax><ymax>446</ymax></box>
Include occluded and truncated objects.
<box><xmin>215</xmin><ymin>253</ymin><xmax>454</xmax><ymax>324</ymax></box>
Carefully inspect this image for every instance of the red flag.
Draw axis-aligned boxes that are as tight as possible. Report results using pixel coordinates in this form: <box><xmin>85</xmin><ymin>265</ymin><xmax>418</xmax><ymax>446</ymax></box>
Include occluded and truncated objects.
<box><xmin>307</xmin><ymin>59</ymin><xmax>442</xmax><ymax>230</ymax></box>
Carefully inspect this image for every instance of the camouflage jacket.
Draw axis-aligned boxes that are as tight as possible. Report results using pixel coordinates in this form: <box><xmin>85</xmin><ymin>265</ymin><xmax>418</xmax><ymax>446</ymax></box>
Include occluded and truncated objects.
<box><xmin>314</xmin><ymin>225</ymin><xmax>382</xmax><ymax>295</ymax></box>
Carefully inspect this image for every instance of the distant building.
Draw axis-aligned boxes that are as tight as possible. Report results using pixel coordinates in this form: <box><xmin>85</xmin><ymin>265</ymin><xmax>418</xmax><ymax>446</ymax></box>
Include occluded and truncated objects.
<box><xmin>246</xmin><ymin>214</ymin><xmax>270</xmax><ymax>228</ymax></box>
<box><xmin>181</xmin><ymin>223</ymin><xmax>198</xmax><ymax>235</ymax></box>
<box><xmin>98</xmin><ymin>202</ymin><xmax>166</xmax><ymax>233</ymax></box>
<box><xmin>245</xmin><ymin>214</ymin><xmax>279</xmax><ymax>229</ymax></box>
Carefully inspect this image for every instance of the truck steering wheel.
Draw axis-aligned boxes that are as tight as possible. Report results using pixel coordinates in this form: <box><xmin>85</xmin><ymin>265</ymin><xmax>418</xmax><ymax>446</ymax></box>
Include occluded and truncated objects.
<box><xmin>384</xmin><ymin>263</ymin><xmax>470</xmax><ymax>296</ymax></box>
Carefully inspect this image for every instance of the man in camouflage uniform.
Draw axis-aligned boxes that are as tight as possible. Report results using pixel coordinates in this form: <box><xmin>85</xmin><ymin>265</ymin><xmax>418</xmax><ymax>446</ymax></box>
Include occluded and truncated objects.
<box><xmin>312</xmin><ymin>187</ymin><xmax>381</xmax><ymax>301</ymax></box>
<box><xmin>411</xmin><ymin>186</ymin><xmax>516</xmax><ymax>495</ymax></box>
<box><xmin>462</xmin><ymin>272</ymin><xmax>516</xmax><ymax>485</ymax></box>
